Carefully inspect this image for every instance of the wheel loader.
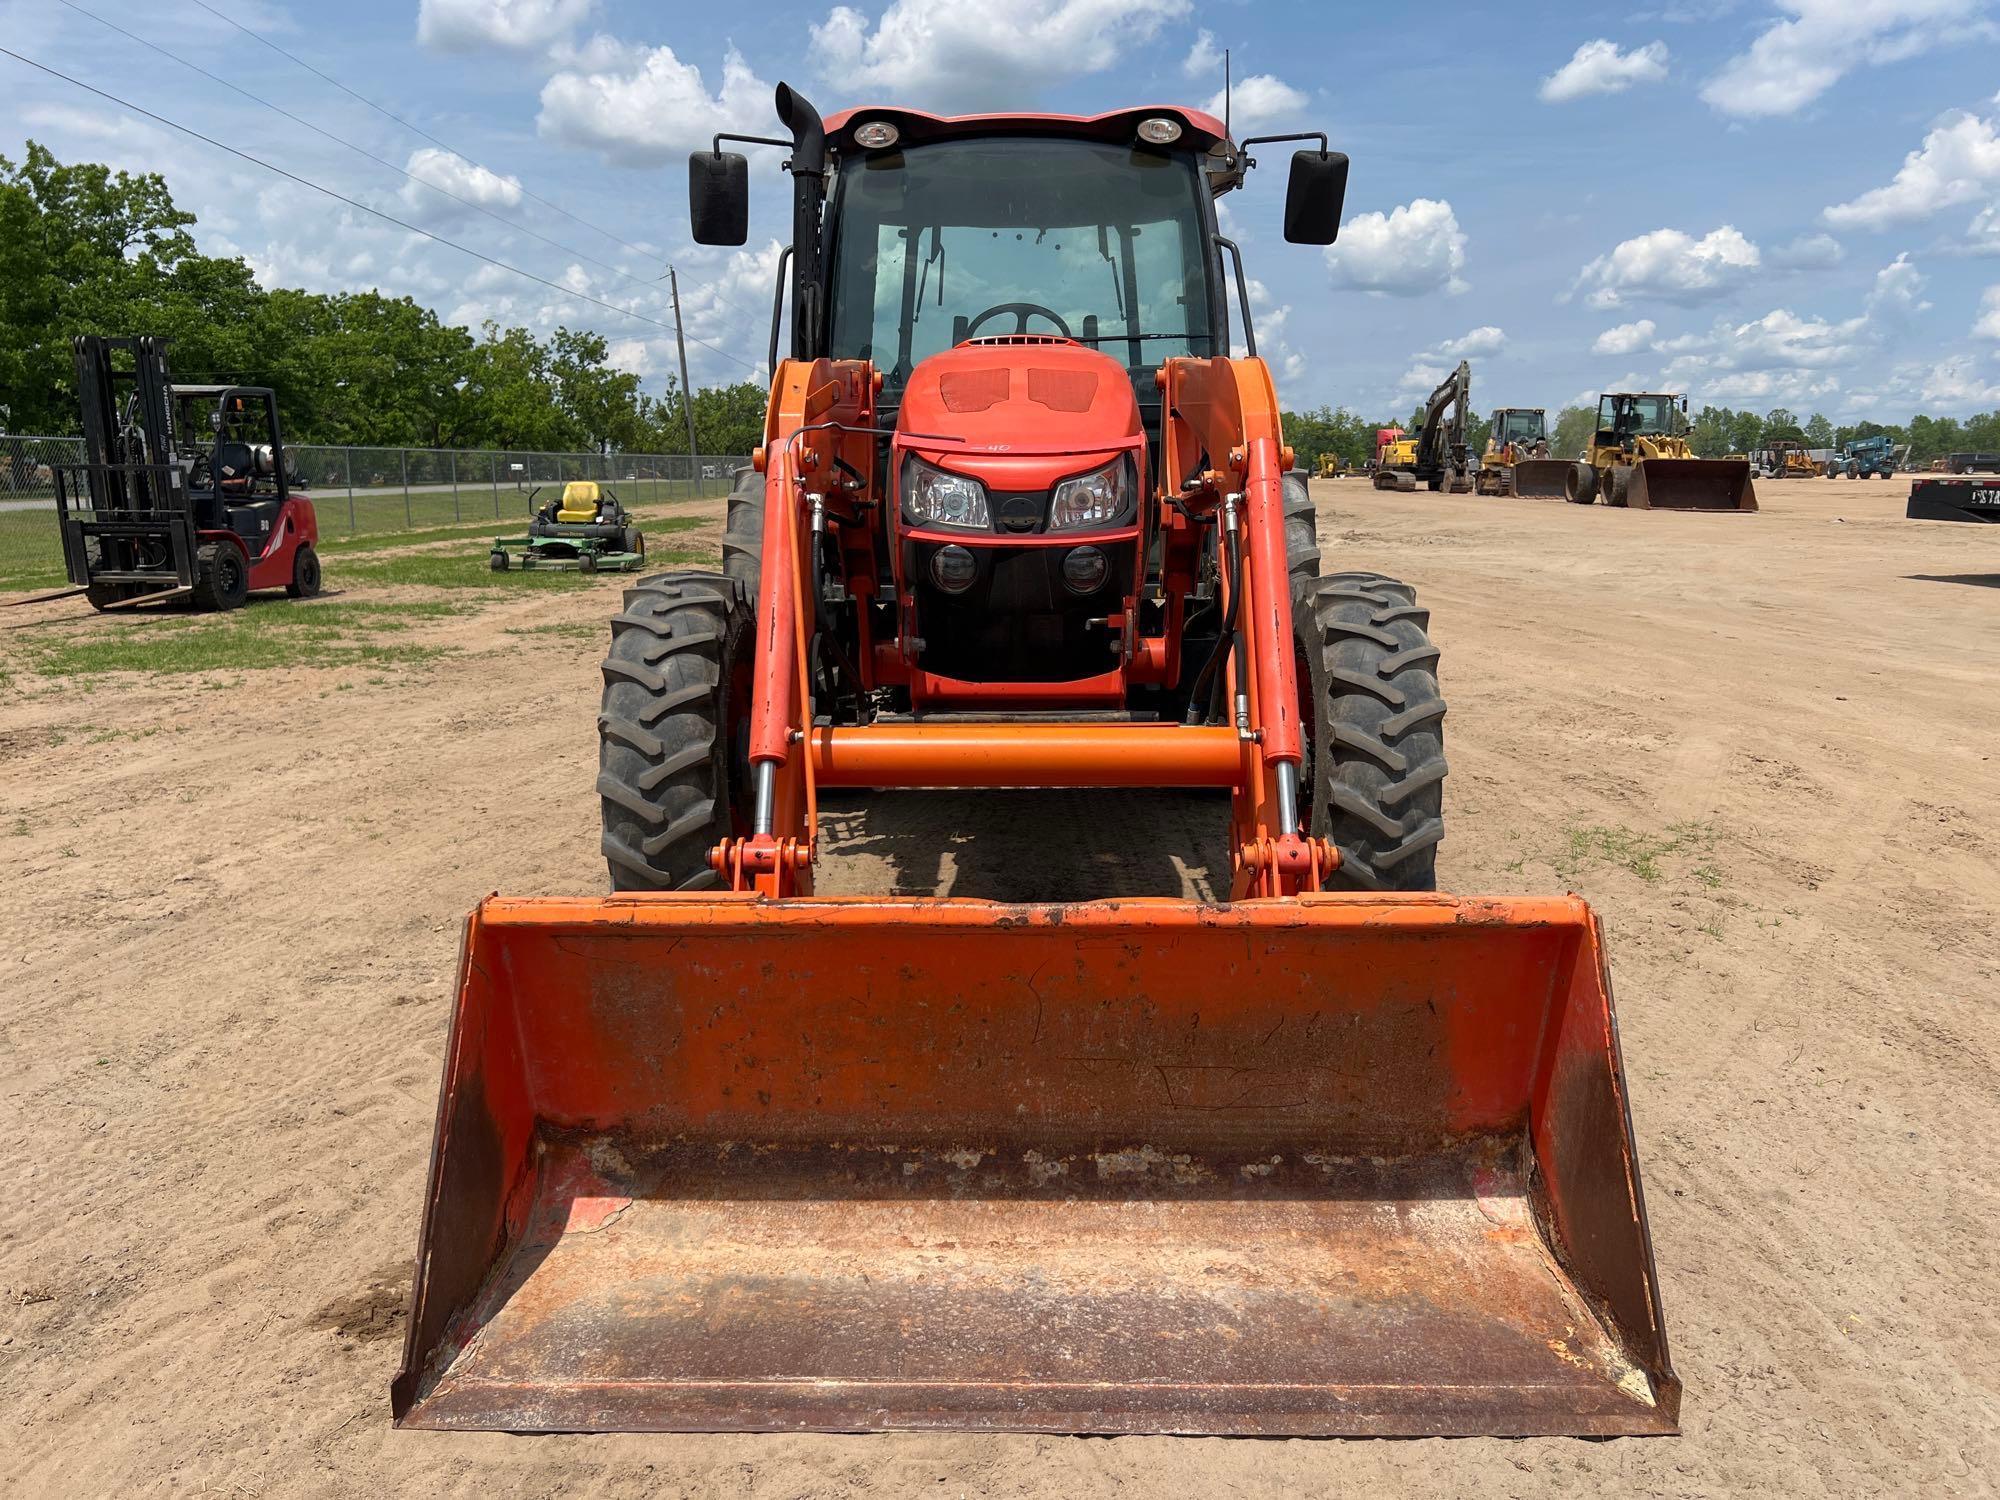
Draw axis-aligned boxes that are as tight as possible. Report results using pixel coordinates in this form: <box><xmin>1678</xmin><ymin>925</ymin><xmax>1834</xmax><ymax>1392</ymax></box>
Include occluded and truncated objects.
<box><xmin>1567</xmin><ymin>392</ymin><xmax>1756</xmax><ymax>510</ymax></box>
<box><xmin>394</xmin><ymin>87</ymin><xmax>1679</xmax><ymax>1439</ymax></box>
<box><xmin>1475</xmin><ymin>407</ymin><xmax>1570</xmax><ymax>498</ymax></box>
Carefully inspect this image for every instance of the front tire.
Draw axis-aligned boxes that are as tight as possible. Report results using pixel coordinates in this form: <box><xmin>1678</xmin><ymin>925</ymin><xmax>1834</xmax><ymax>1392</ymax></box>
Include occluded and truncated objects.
<box><xmin>1294</xmin><ymin>571</ymin><xmax>1447</xmax><ymax>891</ymax></box>
<box><xmin>1282</xmin><ymin>470</ymin><xmax>1321</xmax><ymax>590</ymax></box>
<box><xmin>597</xmin><ymin>572</ymin><xmax>755</xmax><ymax>891</ymax></box>
<box><xmin>191</xmin><ymin>541</ymin><xmax>248</xmax><ymax>611</ymax></box>
<box><xmin>1564</xmin><ymin>463</ymin><xmax>1598</xmax><ymax>504</ymax></box>
<box><xmin>722</xmin><ymin>466</ymin><xmax>763</xmax><ymax>597</ymax></box>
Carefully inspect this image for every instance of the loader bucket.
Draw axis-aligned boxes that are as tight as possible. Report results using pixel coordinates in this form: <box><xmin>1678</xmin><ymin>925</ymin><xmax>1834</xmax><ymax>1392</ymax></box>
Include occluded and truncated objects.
<box><xmin>393</xmin><ymin>894</ymin><xmax>1679</xmax><ymax>1438</ymax></box>
<box><xmin>1626</xmin><ymin>457</ymin><xmax>1757</xmax><ymax>512</ymax></box>
<box><xmin>1510</xmin><ymin>459</ymin><xmax>1573</xmax><ymax>499</ymax></box>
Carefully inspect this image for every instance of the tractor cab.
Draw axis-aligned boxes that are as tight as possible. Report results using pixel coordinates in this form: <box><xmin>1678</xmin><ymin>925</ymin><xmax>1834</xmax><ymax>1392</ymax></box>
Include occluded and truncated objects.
<box><xmin>1491</xmin><ymin>407</ymin><xmax>1548</xmax><ymax>452</ymax></box>
<box><xmin>1597</xmin><ymin>392</ymin><xmax>1687</xmax><ymax>446</ymax></box>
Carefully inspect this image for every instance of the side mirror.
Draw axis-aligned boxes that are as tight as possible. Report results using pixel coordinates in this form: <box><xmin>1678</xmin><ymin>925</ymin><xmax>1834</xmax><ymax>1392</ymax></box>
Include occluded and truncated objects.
<box><xmin>688</xmin><ymin>151</ymin><xmax>749</xmax><ymax>246</ymax></box>
<box><xmin>1283</xmin><ymin>150</ymin><xmax>1349</xmax><ymax>245</ymax></box>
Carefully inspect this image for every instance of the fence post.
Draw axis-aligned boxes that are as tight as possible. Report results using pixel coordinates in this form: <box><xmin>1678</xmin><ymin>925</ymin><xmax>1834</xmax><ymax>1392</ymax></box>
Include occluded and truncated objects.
<box><xmin>401</xmin><ymin>449</ymin><xmax>411</xmax><ymax>528</ymax></box>
<box><xmin>345</xmin><ymin>449</ymin><xmax>355</xmax><ymax>532</ymax></box>
<box><xmin>492</xmin><ymin>453</ymin><xmax>500</xmax><ymax>518</ymax></box>
<box><xmin>450</xmin><ymin>450</ymin><xmax>459</xmax><ymax>522</ymax></box>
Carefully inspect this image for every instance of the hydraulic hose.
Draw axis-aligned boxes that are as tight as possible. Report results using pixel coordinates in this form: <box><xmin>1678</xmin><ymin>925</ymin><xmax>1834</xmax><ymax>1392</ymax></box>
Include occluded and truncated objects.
<box><xmin>1185</xmin><ymin>498</ymin><xmax>1244</xmax><ymax>725</ymax></box>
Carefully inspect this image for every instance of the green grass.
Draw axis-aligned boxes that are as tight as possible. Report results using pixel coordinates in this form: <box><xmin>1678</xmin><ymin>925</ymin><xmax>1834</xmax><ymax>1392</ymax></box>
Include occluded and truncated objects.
<box><xmin>6</xmin><ymin>599</ymin><xmax>463</xmax><ymax>678</ymax></box>
<box><xmin>0</xmin><ymin>479</ymin><xmax>723</xmax><ymax>593</ymax></box>
<box><xmin>1557</xmin><ymin>820</ymin><xmax>1721</xmax><ymax>885</ymax></box>
<box><xmin>502</xmin><ymin>621</ymin><xmax>604</xmax><ymax>641</ymax></box>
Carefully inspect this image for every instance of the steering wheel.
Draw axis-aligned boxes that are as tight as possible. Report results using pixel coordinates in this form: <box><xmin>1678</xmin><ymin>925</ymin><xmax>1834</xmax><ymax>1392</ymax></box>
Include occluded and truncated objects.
<box><xmin>962</xmin><ymin>302</ymin><xmax>1073</xmax><ymax>340</ymax></box>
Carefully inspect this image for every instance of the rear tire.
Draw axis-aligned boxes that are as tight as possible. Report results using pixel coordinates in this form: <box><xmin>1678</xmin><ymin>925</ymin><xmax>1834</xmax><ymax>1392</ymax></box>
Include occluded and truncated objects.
<box><xmin>723</xmin><ymin>466</ymin><xmax>763</xmax><ymax>597</ymax></box>
<box><xmin>286</xmin><ymin>543</ymin><xmax>322</xmax><ymax>598</ymax></box>
<box><xmin>1282</xmin><ymin>470</ymin><xmax>1320</xmax><ymax>590</ymax></box>
<box><xmin>597</xmin><ymin>572</ymin><xmax>755</xmax><ymax>891</ymax></box>
<box><xmin>1294</xmin><ymin>571</ymin><xmax>1447</xmax><ymax>891</ymax></box>
<box><xmin>191</xmin><ymin>541</ymin><xmax>248</xmax><ymax>611</ymax></box>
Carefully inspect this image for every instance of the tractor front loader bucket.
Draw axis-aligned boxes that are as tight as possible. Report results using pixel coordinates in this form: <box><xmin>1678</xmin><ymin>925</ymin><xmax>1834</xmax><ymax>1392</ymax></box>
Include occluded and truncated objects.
<box><xmin>1510</xmin><ymin>459</ymin><xmax>1573</xmax><ymax>499</ymax></box>
<box><xmin>394</xmin><ymin>895</ymin><xmax>1679</xmax><ymax>1438</ymax></box>
<box><xmin>1627</xmin><ymin>458</ymin><xmax>1757</xmax><ymax>512</ymax></box>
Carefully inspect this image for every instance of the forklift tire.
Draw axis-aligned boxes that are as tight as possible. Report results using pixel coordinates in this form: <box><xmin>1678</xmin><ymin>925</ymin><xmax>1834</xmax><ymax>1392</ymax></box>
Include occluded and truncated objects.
<box><xmin>286</xmin><ymin>544</ymin><xmax>322</xmax><ymax>598</ymax></box>
<box><xmin>1294</xmin><ymin>571</ymin><xmax>1447</xmax><ymax>891</ymax></box>
<box><xmin>722</xmin><ymin>466</ymin><xmax>764</xmax><ymax>597</ymax></box>
<box><xmin>490</xmin><ymin>550</ymin><xmax>509</xmax><ymax>571</ymax></box>
<box><xmin>598</xmin><ymin>572</ymin><xmax>756</xmax><ymax>891</ymax></box>
<box><xmin>191</xmin><ymin>542</ymin><xmax>249</xmax><ymax>612</ymax></box>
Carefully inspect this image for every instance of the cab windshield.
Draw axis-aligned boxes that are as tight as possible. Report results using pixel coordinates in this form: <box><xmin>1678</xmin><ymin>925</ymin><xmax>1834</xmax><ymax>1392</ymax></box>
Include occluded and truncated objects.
<box><xmin>828</xmin><ymin>137</ymin><xmax>1216</xmax><ymax>396</ymax></box>
<box><xmin>1498</xmin><ymin>410</ymin><xmax>1545</xmax><ymax>444</ymax></box>
<box><xmin>1600</xmin><ymin>395</ymin><xmax>1682</xmax><ymax>435</ymax></box>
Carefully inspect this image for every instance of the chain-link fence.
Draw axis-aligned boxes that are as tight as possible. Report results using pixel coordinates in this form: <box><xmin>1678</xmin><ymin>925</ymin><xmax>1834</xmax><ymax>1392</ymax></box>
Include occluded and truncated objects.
<box><xmin>0</xmin><ymin>434</ymin><xmax>749</xmax><ymax>590</ymax></box>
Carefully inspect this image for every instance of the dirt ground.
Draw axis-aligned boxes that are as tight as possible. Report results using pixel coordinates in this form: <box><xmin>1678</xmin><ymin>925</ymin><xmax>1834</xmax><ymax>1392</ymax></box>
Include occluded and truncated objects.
<box><xmin>2</xmin><ymin>476</ymin><xmax>1996</xmax><ymax>1497</ymax></box>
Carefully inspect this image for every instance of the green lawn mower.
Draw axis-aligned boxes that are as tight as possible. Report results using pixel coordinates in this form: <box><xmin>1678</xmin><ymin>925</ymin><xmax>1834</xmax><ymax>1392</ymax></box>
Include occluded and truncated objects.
<box><xmin>490</xmin><ymin>482</ymin><xmax>646</xmax><ymax>573</ymax></box>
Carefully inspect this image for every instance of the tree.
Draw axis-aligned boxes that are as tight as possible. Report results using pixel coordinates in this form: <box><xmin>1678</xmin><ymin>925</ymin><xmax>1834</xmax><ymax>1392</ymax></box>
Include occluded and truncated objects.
<box><xmin>1688</xmin><ymin>405</ymin><xmax>1734</xmax><ymax>457</ymax></box>
<box><xmin>1551</xmin><ymin>405</ymin><xmax>1596</xmax><ymax>460</ymax></box>
<box><xmin>1803</xmin><ymin>412</ymin><xmax>1834</xmax><ymax>448</ymax></box>
<box><xmin>1760</xmin><ymin>408</ymin><xmax>1804</xmax><ymax>444</ymax></box>
<box><xmin>1726</xmin><ymin>409</ymin><xmax>1764</xmax><ymax>456</ymax></box>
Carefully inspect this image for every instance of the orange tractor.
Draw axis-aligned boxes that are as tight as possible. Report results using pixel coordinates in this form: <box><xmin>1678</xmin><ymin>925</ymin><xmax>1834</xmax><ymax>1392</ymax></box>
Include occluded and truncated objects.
<box><xmin>395</xmin><ymin>87</ymin><xmax>1678</xmax><ymax>1439</ymax></box>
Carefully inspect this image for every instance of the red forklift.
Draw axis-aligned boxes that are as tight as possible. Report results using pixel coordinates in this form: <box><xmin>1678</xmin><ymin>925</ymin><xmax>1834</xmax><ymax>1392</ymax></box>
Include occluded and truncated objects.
<box><xmin>54</xmin><ymin>335</ymin><xmax>320</xmax><ymax>611</ymax></box>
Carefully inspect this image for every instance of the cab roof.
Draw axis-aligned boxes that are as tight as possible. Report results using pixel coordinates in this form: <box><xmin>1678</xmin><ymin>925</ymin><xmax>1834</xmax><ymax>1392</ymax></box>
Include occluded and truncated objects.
<box><xmin>821</xmin><ymin>104</ymin><xmax>1231</xmax><ymax>157</ymax></box>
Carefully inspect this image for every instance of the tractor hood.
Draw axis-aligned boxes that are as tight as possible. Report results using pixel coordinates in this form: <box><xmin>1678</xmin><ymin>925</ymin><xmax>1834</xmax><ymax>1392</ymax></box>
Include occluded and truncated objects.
<box><xmin>895</xmin><ymin>339</ymin><xmax>1143</xmax><ymax>493</ymax></box>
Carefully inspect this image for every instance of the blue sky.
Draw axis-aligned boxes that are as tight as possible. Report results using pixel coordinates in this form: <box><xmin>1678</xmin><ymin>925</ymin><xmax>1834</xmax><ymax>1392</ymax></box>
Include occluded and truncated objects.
<box><xmin>5</xmin><ymin>0</ymin><xmax>2000</xmax><ymax>420</ymax></box>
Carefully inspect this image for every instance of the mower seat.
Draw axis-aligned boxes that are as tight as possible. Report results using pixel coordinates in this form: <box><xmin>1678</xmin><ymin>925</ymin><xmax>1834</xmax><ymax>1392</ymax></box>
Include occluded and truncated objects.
<box><xmin>557</xmin><ymin>482</ymin><xmax>602</xmax><ymax>524</ymax></box>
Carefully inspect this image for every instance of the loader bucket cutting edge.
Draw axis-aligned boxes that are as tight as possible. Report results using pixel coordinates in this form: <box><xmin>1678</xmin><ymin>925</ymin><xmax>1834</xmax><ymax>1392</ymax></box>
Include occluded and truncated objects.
<box><xmin>393</xmin><ymin>894</ymin><xmax>1679</xmax><ymax>1437</ymax></box>
<box><xmin>1629</xmin><ymin>458</ymin><xmax>1757</xmax><ymax>512</ymax></box>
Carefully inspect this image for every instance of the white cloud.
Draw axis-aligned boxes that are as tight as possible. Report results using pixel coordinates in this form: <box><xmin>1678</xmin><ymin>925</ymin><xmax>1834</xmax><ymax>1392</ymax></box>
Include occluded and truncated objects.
<box><xmin>1651</xmin><ymin>255</ymin><xmax>1931</xmax><ymax>407</ymax></box>
<box><xmin>1915</xmin><ymin>356</ymin><xmax>2000</xmax><ymax>403</ymax></box>
<box><xmin>1538</xmin><ymin>39</ymin><xmax>1669</xmax><ymax>102</ymax></box>
<box><xmin>1203</xmin><ymin>74</ymin><xmax>1309</xmax><ymax>131</ymax></box>
<box><xmin>398</xmin><ymin>148</ymin><xmax>524</xmax><ymax>218</ymax></box>
<box><xmin>1182</xmin><ymin>28</ymin><xmax>1221</xmax><ymax>79</ymax></box>
<box><xmin>1823</xmin><ymin>105</ymin><xmax>2000</xmax><ymax>229</ymax></box>
<box><xmin>1956</xmin><ymin>203</ymin><xmax>2000</xmax><ymax>256</ymax></box>
<box><xmin>1702</xmin><ymin>0</ymin><xmax>1990</xmax><ymax>119</ymax></box>
<box><xmin>1572</xmin><ymin>225</ymin><xmax>1761</xmax><ymax>307</ymax></box>
<box><xmin>1439</xmin><ymin>325</ymin><xmax>1506</xmax><ymax>357</ymax></box>
<box><xmin>538</xmin><ymin>42</ymin><xmax>772</xmax><ymax>166</ymax></box>
<box><xmin>1975</xmin><ymin>285</ymin><xmax>2000</xmax><ymax>337</ymax></box>
<box><xmin>417</xmin><ymin>0</ymin><xmax>594</xmax><ymax>52</ymax></box>
<box><xmin>1769</xmin><ymin>231</ymin><xmax>1845</xmax><ymax>268</ymax></box>
<box><xmin>811</xmin><ymin>0</ymin><xmax>1189</xmax><ymax>110</ymax></box>
<box><xmin>1594</xmin><ymin>318</ymin><xmax>1658</xmax><ymax>355</ymax></box>
<box><xmin>1324</xmin><ymin>199</ymin><xmax>1469</xmax><ymax>297</ymax></box>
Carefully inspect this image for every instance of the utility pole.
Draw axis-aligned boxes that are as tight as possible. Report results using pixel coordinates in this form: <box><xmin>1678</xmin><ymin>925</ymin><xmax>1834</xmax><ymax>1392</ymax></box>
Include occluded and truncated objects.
<box><xmin>668</xmin><ymin>266</ymin><xmax>699</xmax><ymax>489</ymax></box>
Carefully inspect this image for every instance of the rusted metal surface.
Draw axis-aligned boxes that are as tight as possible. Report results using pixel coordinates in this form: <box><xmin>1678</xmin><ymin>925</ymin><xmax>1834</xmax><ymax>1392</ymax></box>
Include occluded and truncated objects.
<box><xmin>394</xmin><ymin>896</ymin><xmax>1680</xmax><ymax>1436</ymax></box>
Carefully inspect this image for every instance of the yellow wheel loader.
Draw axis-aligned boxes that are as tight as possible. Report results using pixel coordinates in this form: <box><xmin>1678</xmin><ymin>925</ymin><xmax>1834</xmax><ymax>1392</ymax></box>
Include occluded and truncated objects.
<box><xmin>1475</xmin><ymin>407</ymin><xmax>1571</xmax><ymax>498</ymax></box>
<box><xmin>392</xmin><ymin>85</ymin><xmax>1679</xmax><ymax>1441</ymax></box>
<box><xmin>1568</xmin><ymin>393</ymin><xmax>1756</xmax><ymax>510</ymax></box>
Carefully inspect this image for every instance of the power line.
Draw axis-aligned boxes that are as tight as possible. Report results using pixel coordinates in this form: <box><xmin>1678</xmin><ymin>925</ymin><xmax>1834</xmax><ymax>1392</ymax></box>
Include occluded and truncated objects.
<box><xmin>61</xmin><ymin>0</ymin><xmax>679</xmax><ymax>305</ymax></box>
<box><xmin>184</xmin><ymin>0</ymin><xmax>658</xmax><ymax>263</ymax></box>
<box><xmin>177</xmin><ymin>0</ymin><xmax>778</xmax><ymax>333</ymax></box>
<box><xmin>0</xmin><ymin>46</ymin><xmax>762</xmax><ymax>374</ymax></box>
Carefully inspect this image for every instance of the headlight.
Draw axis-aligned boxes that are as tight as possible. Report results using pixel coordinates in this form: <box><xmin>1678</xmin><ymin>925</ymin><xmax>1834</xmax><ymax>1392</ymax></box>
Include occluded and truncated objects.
<box><xmin>1048</xmin><ymin>459</ymin><xmax>1132</xmax><ymax>530</ymax></box>
<box><xmin>901</xmin><ymin>455</ymin><xmax>990</xmax><ymax>530</ymax></box>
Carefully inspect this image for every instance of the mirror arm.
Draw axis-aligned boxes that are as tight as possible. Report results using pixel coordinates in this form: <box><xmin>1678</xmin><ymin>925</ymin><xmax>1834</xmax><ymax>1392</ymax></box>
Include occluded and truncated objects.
<box><xmin>1216</xmin><ymin>236</ymin><xmax>1255</xmax><ymax>359</ymax></box>
<box><xmin>1237</xmin><ymin>130</ymin><xmax>1330</xmax><ymax>171</ymax></box>
<box><xmin>711</xmin><ymin>133</ymin><xmax>791</xmax><ymax>155</ymax></box>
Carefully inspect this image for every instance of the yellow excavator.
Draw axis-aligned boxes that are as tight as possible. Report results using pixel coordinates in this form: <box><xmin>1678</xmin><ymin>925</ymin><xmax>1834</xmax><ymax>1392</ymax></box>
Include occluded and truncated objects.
<box><xmin>1373</xmin><ymin>361</ymin><xmax>1475</xmax><ymax>492</ymax></box>
<box><xmin>1569</xmin><ymin>392</ymin><xmax>1756</xmax><ymax>510</ymax></box>
<box><xmin>1475</xmin><ymin>408</ymin><xmax>1570</xmax><ymax>498</ymax></box>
